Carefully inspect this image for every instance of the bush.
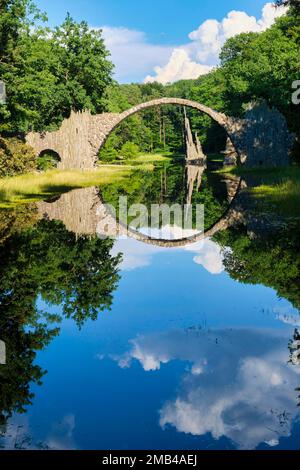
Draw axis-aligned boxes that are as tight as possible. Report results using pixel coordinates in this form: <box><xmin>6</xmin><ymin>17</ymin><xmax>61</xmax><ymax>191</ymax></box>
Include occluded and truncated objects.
<box><xmin>119</xmin><ymin>142</ymin><xmax>139</xmax><ymax>159</ymax></box>
<box><xmin>37</xmin><ymin>150</ymin><xmax>60</xmax><ymax>171</ymax></box>
<box><xmin>0</xmin><ymin>137</ymin><xmax>36</xmax><ymax>177</ymax></box>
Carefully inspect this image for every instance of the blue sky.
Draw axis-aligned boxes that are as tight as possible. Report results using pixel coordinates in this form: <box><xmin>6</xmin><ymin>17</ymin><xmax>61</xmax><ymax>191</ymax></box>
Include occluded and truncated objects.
<box><xmin>35</xmin><ymin>1</ymin><xmax>287</xmax><ymax>83</ymax></box>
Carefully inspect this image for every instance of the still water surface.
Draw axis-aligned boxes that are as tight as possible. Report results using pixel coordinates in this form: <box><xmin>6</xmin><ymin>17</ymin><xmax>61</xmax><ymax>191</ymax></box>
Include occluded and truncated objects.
<box><xmin>0</xmin><ymin>159</ymin><xmax>299</xmax><ymax>450</ymax></box>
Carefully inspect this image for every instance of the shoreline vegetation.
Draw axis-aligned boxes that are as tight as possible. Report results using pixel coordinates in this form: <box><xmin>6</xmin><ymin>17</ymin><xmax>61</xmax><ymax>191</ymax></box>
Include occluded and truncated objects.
<box><xmin>0</xmin><ymin>2</ymin><xmax>299</xmax><ymax>177</ymax></box>
<box><xmin>1</xmin><ymin>152</ymin><xmax>299</xmax><ymax>218</ymax></box>
<box><xmin>0</xmin><ymin>154</ymin><xmax>170</xmax><ymax>207</ymax></box>
<box><xmin>219</xmin><ymin>165</ymin><xmax>300</xmax><ymax>217</ymax></box>
<box><xmin>0</xmin><ymin>167</ymin><xmax>130</xmax><ymax>208</ymax></box>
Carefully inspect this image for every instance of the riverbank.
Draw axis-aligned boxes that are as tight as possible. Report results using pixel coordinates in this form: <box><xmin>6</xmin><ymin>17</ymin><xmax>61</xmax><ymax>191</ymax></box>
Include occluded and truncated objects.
<box><xmin>0</xmin><ymin>153</ymin><xmax>175</xmax><ymax>208</ymax></box>
<box><xmin>0</xmin><ymin>167</ymin><xmax>132</xmax><ymax>208</ymax></box>
<box><xmin>100</xmin><ymin>153</ymin><xmax>174</xmax><ymax>166</ymax></box>
<box><xmin>220</xmin><ymin>165</ymin><xmax>300</xmax><ymax>217</ymax></box>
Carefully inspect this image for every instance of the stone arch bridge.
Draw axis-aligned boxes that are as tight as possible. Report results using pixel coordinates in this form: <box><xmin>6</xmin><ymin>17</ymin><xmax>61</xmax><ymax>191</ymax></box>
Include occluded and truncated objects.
<box><xmin>27</xmin><ymin>97</ymin><xmax>292</xmax><ymax>169</ymax></box>
<box><xmin>27</xmin><ymin>98</ymin><xmax>249</xmax><ymax>169</ymax></box>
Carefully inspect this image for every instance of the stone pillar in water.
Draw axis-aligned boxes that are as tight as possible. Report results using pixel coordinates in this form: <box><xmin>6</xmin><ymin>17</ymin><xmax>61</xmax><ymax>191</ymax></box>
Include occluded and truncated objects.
<box><xmin>0</xmin><ymin>340</ymin><xmax>6</xmax><ymax>365</ymax></box>
<box><xmin>184</xmin><ymin>108</ymin><xmax>206</xmax><ymax>163</ymax></box>
<box><xmin>186</xmin><ymin>163</ymin><xmax>206</xmax><ymax>206</ymax></box>
<box><xmin>0</xmin><ymin>80</ymin><xmax>6</xmax><ymax>104</ymax></box>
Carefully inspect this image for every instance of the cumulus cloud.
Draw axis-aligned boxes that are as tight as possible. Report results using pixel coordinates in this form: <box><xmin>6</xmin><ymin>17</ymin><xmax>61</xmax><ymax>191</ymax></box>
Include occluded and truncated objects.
<box><xmin>144</xmin><ymin>49</ymin><xmax>213</xmax><ymax>85</ymax></box>
<box><xmin>45</xmin><ymin>414</ymin><xmax>77</xmax><ymax>450</ymax></box>
<box><xmin>111</xmin><ymin>233</ymin><xmax>224</xmax><ymax>274</ymax></box>
<box><xmin>0</xmin><ymin>414</ymin><xmax>77</xmax><ymax>450</ymax></box>
<box><xmin>185</xmin><ymin>239</ymin><xmax>224</xmax><ymax>274</ymax></box>
<box><xmin>111</xmin><ymin>327</ymin><xmax>300</xmax><ymax>449</ymax></box>
<box><xmin>273</xmin><ymin>307</ymin><xmax>300</xmax><ymax>327</ymax></box>
<box><xmin>144</xmin><ymin>2</ymin><xmax>287</xmax><ymax>84</ymax></box>
<box><xmin>111</xmin><ymin>237</ymin><xmax>164</xmax><ymax>271</ymax></box>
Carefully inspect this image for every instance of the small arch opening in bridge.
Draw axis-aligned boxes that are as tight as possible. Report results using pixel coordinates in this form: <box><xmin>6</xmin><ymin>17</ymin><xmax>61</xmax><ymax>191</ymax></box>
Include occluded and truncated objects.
<box><xmin>37</xmin><ymin>149</ymin><xmax>61</xmax><ymax>171</ymax></box>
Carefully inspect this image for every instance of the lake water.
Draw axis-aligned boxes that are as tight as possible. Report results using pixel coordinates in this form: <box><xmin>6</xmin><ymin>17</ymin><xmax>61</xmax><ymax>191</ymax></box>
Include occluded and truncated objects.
<box><xmin>0</xmin><ymin>158</ymin><xmax>299</xmax><ymax>450</ymax></box>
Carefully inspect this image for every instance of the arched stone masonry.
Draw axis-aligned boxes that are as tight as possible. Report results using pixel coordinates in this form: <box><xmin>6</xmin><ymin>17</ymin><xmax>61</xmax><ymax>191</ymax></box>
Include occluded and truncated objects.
<box><xmin>27</xmin><ymin>98</ymin><xmax>293</xmax><ymax>170</ymax></box>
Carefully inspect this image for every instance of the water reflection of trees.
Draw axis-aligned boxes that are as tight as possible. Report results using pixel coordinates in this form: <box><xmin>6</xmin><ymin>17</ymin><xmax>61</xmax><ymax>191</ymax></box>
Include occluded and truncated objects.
<box><xmin>101</xmin><ymin>161</ymin><xmax>232</xmax><ymax>231</ymax></box>
<box><xmin>215</xmin><ymin>222</ymin><xmax>300</xmax><ymax>311</ymax></box>
<box><xmin>0</xmin><ymin>218</ymin><xmax>121</xmax><ymax>425</ymax></box>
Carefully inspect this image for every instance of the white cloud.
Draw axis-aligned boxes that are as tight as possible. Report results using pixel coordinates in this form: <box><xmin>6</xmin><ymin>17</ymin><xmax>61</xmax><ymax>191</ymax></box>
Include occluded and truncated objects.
<box><xmin>111</xmin><ymin>327</ymin><xmax>299</xmax><ymax>449</ymax></box>
<box><xmin>111</xmin><ymin>237</ymin><xmax>165</xmax><ymax>271</ymax></box>
<box><xmin>185</xmin><ymin>239</ymin><xmax>224</xmax><ymax>274</ymax></box>
<box><xmin>144</xmin><ymin>49</ymin><xmax>213</xmax><ymax>85</ymax></box>
<box><xmin>45</xmin><ymin>414</ymin><xmax>76</xmax><ymax>450</ymax></box>
<box><xmin>94</xmin><ymin>3</ymin><xmax>287</xmax><ymax>84</ymax></box>
<box><xmin>111</xmin><ymin>233</ymin><xmax>224</xmax><ymax>274</ymax></box>
<box><xmin>0</xmin><ymin>414</ymin><xmax>77</xmax><ymax>450</ymax></box>
<box><xmin>144</xmin><ymin>2</ymin><xmax>287</xmax><ymax>84</ymax></box>
<box><xmin>273</xmin><ymin>307</ymin><xmax>300</xmax><ymax>327</ymax></box>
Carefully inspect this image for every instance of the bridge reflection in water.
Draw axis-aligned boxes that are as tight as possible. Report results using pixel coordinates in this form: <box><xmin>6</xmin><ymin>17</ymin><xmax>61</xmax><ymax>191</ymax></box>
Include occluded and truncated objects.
<box><xmin>37</xmin><ymin>163</ymin><xmax>242</xmax><ymax>248</ymax></box>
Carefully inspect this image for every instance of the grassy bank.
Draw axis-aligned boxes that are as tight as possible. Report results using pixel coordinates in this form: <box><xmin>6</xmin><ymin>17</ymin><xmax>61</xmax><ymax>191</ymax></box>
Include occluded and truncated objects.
<box><xmin>126</xmin><ymin>154</ymin><xmax>172</xmax><ymax>165</ymax></box>
<box><xmin>100</xmin><ymin>153</ymin><xmax>173</xmax><ymax>166</ymax></box>
<box><xmin>220</xmin><ymin>165</ymin><xmax>300</xmax><ymax>217</ymax></box>
<box><xmin>0</xmin><ymin>166</ymin><xmax>132</xmax><ymax>208</ymax></box>
<box><xmin>0</xmin><ymin>154</ymin><xmax>175</xmax><ymax>208</ymax></box>
<box><xmin>251</xmin><ymin>179</ymin><xmax>300</xmax><ymax>217</ymax></box>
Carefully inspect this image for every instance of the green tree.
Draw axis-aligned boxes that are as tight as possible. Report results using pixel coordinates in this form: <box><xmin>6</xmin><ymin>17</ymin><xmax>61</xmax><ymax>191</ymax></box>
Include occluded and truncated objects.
<box><xmin>275</xmin><ymin>0</ymin><xmax>300</xmax><ymax>8</ymax></box>
<box><xmin>52</xmin><ymin>14</ymin><xmax>113</xmax><ymax>115</ymax></box>
<box><xmin>0</xmin><ymin>218</ymin><xmax>122</xmax><ymax>326</ymax></box>
<box><xmin>0</xmin><ymin>5</ymin><xmax>113</xmax><ymax>132</ymax></box>
<box><xmin>120</xmin><ymin>141</ymin><xmax>139</xmax><ymax>159</ymax></box>
<box><xmin>219</xmin><ymin>10</ymin><xmax>300</xmax><ymax>158</ymax></box>
<box><xmin>0</xmin><ymin>136</ymin><xmax>36</xmax><ymax>176</ymax></box>
<box><xmin>0</xmin><ymin>0</ymin><xmax>45</xmax><ymax>63</ymax></box>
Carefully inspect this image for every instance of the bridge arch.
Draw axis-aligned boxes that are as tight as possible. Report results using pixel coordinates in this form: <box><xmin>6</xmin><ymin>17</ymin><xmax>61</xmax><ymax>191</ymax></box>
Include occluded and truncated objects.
<box><xmin>96</xmin><ymin>97</ymin><xmax>241</xmax><ymax>161</ymax></box>
<box><xmin>27</xmin><ymin>98</ymin><xmax>247</xmax><ymax>170</ymax></box>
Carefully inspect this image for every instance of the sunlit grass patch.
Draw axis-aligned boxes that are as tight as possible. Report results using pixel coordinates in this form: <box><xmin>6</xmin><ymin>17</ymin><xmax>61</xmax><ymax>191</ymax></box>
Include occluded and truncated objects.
<box><xmin>0</xmin><ymin>166</ymin><xmax>131</xmax><ymax>208</ymax></box>
<box><xmin>102</xmin><ymin>153</ymin><xmax>172</xmax><ymax>167</ymax></box>
<box><xmin>129</xmin><ymin>154</ymin><xmax>171</xmax><ymax>163</ymax></box>
<box><xmin>217</xmin><ymin>164</ymin><xmax>300</xmax><ymax>217</ymax></box>
<box><xmin>251</xmin><ymin>179</ymin><xmax>300</xmax><ymax>217</ymax></box>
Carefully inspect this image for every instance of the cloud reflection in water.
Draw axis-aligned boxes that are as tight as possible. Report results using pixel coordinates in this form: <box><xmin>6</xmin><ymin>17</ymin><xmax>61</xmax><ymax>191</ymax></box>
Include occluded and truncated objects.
<box><xmin>108</xmin><ymin>327</ymin><xmax>300</xmax><ymax>449</ymax></box>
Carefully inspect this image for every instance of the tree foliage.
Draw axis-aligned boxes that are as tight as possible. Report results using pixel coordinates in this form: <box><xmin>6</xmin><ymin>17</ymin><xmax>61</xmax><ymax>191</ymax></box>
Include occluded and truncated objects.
<box><xmin>0</xmin><ymin>2</ymin><xmax>113</xmax><ymax>132</ymax></box>
<box><xmin>215</xmin><ymin>222</ymin><xmax>300</xmax><ymax>311</ymax></box>
<box><xmin>0</xmin><ymin>136</ymin><xmax>36</xmax><ymax>176</ymax></box>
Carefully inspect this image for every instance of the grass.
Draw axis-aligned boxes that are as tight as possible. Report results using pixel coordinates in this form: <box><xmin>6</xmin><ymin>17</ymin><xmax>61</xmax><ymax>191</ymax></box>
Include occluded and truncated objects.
<box><xmin>0</xmin><ymin>166</ymin><xmax>132</xmax><ymax>208</ymax></box>
<box><xmin>126</xmin><ymin>153</ymin><xmax>172</xmax><ymax>165</ymax></box>
<box><xmin>0</xmin><ymin>153</ymin><xmax>174</xmax><ymax>208</ymax></box>
<box><xmin>101</xmin><ymin>153</ymin><xmax>172</xmax><ymax>167</ymax></box>
<box><xmin>219</xmin><ymin>165</ymin><xmax>300</xmax><ymax>217</ymax></box>
<box><xmin>251</xmin><ymin>179</ymin><xmax>300</xmax><ymax>217</ymax></box>
<box><xmin>218</xmin><ymin>164</ymin><xmax>300</xmax><ymax>178</ymax></box>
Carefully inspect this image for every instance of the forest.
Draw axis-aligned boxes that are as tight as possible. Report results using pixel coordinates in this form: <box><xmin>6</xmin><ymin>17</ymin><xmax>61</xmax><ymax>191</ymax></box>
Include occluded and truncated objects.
<box><xmin>0</xmin><ymin>0</ymin><xmax>299</xmax><ymax>174</ymax></box>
